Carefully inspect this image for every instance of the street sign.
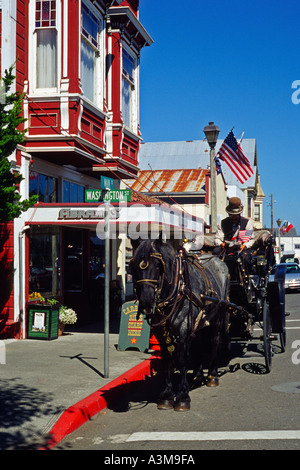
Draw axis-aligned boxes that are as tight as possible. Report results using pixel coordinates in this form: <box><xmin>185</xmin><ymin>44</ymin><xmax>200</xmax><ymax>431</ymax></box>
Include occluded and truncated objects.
<box><xmin>100</xmin><ymin>175</ymin><xmax>114</xmax><ymax>190</ymax></box>
<box><xmin>117</xmin><ymin>301</ymin><xmax>150</xmax><ymax>352</ymax></box>
<box><xmin>85</xmin><ymin>189</ymin><xmax>131</xmax><ymax>203</ymax></box>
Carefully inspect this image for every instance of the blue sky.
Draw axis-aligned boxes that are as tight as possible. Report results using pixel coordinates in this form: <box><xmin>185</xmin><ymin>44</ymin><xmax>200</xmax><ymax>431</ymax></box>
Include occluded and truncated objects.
<box><xmin>138</xmin><ymin>0</ymin><xmax>300</xmax><ymax>233</ymax></box>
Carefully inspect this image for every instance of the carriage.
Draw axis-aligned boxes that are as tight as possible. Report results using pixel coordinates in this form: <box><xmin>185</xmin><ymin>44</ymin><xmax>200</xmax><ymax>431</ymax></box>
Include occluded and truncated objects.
<box><xmin>199</xmin><ymin>229</ymin><xmax>286</xmax><ymax>373</ymax></box>
<box><xmin>128</xmin><ymin>230</ymin><xmax>286</xmax><ymax>411</ymax></box>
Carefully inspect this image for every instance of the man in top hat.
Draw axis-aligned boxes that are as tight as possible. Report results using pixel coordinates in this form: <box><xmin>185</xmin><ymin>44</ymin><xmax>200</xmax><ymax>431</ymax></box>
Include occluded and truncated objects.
<box><xmin>213</xmin><ymin>197</ymin><xmax>254</xmax><ymax>255</ymax></box>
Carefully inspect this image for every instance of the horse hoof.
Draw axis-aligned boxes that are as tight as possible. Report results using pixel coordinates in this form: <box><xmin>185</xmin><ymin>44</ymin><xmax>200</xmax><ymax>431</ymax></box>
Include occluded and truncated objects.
<box><xmin>157</xmin><ymin>399</ymin><xmax>174</xmax><ymax>410</ymax></box>
<box><xmin>174</xmin><ymin>400</ymin><xmax>190</xmax><ymax>412</ymax></box>
<box><xmin>206</xmin><ymin>376</ymin><xmax>219</xmax><ymax>387</ymax></box>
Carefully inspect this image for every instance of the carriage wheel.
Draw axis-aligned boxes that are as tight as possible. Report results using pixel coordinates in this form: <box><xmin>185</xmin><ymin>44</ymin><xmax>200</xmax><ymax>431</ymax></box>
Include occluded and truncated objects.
<box><xmin>263</xmin><ymin>298</ymin><xmax>272</xmax><ymax>373</ymax></box>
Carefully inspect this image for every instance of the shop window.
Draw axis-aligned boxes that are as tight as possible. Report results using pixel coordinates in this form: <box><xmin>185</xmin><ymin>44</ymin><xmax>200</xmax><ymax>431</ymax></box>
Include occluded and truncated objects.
<box><xmin>29</xmin><ymin>226</ymin><xmax>61</xmax><ymax>297</ymax></box>
<box><xmin>64</xmin><ymin>230</ymin><xmax>83</xmax><ymax>292</ymax></box>
<box><xmin>35</xmin><ymin>0</ymin><xmax>57</xmax><ymax>88</ymax></box>
<box><xmin>29</xmin><ymin>170</ymin><xmax>58</xmax><ymax>202</ymax></box>
<box><xmin>63</xmin><ymin>181</ymin><xmax>85</xmax><ymax>202</ymax></box>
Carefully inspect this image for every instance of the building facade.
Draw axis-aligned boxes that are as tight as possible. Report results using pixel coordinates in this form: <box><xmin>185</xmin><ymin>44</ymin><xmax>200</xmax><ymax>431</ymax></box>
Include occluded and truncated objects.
<box><xmin>138</xmin><ymin>139</ymin><xmax>265</xmax><ymax>229</ymax></box>
<box><xmin>0</xmin><ymin>0</ymin><xmax>154</xmax><ymax>337</ymax></box>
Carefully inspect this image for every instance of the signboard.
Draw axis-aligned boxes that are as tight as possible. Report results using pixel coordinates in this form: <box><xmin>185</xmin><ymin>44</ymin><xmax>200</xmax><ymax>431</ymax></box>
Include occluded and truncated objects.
<box><xmin>117</xmin><ymin>301</ymin><xmax>150</xmax><ymax>352</ymax></box>
<box><xmin>100</xmin><ymin>175</ymin><xmax>114</xmax><ymax>190</ymax></box>
<box><xmin>84</xmin><ymin>189</ymin><xmax>131</xmax><ymax>203</ymax></box>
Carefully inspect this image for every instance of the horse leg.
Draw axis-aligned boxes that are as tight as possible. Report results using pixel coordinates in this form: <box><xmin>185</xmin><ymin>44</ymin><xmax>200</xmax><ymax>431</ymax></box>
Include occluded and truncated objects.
<box><xmin>157</xmin><ymin>344</ymin><xmax>175</xmax><ymax>410</ymax></box>
<box><xmin>174</xmin><ymin>342</ymin><xmax>191</xmax><ymax>411</ymax></box>
<box><xmin>206</xmin><ymin>335</ymin><xmax>220</xmax><ymax>387</ymax></box>
<box><xmin>207</xmin><ymin>311</ymin><xmax>224</xmax><ymax>387</ymax></box>
<box><xmin>191</xmin><ymin>362</ymin><xmax>204</xmax><ymax>389</ymax></box>
<box><xmin>157</xmin><ymin>358</ymin><xmax>174</xmax><ymax>410</ymax></box>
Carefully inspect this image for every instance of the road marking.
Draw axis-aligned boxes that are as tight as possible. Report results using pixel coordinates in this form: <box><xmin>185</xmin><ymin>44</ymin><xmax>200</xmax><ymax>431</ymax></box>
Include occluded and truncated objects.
<box><xmin>111</xmin><ymin>430</ymin><xmax>300</xmax><ymax>442</ymax></box>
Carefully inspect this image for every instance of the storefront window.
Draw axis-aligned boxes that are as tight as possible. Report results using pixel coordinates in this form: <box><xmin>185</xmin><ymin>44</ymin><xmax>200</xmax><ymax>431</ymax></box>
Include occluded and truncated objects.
<box><xmin>63</xmin><ymin>181</ymin><xmax>85</xmax><ymax>202</ymax></box>
<box><xmin>29</xmin><ymin>170</ymin><xmax>58</xmax><ymax>202</ymax></box>
<box><xmin>64</xmin><ymin>229</ymin><xmax>83</xmax><ymax>291</ymax></box>
<box><xmin>29</xmin><ymin>226</ymin><xmax>61</xmax><ymax>297</ymax></box>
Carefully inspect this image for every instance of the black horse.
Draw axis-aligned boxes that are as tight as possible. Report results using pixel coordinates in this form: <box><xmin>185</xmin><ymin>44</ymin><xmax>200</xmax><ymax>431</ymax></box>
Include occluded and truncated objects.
<box><xmin>128</xmin><ymin>238</ymin><xmax>230</xmax><ymax>411</ymax></box>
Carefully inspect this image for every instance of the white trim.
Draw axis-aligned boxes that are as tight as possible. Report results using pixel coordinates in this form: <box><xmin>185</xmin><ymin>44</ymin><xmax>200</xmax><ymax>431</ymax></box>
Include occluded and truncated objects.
<box><xmin>107</xmin><ymin>6</ymin><xmax>153</xmax><ymax>47</ymax></box>
<box><xmin>63</xmin><ymin>0</ymin><xmax>68</xmax><ymax>77</ymax></box>
<box><xmin>1</xmin><ymin>0</ymin><xmax>17</xmax><ymax>87</ymax></box>
<box><xmin>28</xmin><ymin>0</ymin><xmax>62</xmax><ymax>94</ymax></box>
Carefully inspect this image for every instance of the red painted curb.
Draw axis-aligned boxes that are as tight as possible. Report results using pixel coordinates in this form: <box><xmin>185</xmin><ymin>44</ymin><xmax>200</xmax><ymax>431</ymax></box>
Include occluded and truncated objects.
<box><xmin>44</xmin><ymin>353</ymin><xmax>161</xmax><ymax>449</ymax></box>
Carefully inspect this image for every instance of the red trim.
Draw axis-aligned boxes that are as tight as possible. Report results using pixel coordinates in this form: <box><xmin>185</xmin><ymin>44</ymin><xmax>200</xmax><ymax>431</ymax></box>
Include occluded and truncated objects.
<box><xmin>44</xmin><ymin>353</ymin><xmax>161</xmax><ymax>449</ymax></box>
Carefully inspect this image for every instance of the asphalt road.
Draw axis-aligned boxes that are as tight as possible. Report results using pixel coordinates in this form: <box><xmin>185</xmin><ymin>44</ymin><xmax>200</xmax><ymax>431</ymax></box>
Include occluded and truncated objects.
<box><xmin>57</xmin><ymin>292</ymin><xmax>300</xmax><ymax>454</ymax></box>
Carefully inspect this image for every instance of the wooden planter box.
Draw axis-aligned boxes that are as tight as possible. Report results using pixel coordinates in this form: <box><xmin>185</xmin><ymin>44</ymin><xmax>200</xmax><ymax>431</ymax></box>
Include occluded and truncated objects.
<box><xmin>27</xmin><ymin>303</ymin><xmax>59</xmax><ymax>340</ymax></box>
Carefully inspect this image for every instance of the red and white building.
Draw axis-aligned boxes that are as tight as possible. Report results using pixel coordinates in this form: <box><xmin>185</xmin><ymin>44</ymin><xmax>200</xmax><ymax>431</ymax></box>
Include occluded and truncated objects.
<box><xmin>1</xmin><ymin>0</ymin><xmax>204</xmax><ymax>339</ymax></box>
<box><xmin>0</xmin><ymin>0</ymin><xmax>154</xmax><ymax>337</ymax></box>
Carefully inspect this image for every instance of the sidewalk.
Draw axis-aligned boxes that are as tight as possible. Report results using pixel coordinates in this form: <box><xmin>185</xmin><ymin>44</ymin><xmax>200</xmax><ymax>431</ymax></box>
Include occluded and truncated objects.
<box><xmin>0</xmin><ymin>324</ymin><xmax>160</xmax><ymax>450</ymax></box>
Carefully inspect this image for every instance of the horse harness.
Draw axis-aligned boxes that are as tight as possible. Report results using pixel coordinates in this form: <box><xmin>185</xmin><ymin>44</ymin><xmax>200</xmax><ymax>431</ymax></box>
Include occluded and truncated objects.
<box><xmin>134</xmin><ymin>248</ymin><xmax>222</xmax><ymax>337</ymax></box>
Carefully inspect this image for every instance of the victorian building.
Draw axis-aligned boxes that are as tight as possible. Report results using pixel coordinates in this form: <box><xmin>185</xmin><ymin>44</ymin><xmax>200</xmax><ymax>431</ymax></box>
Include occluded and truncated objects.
<box><xmin>0</xmin><ymin>0</ymin><xmax>154</xmax><ymax>337</ymax></box>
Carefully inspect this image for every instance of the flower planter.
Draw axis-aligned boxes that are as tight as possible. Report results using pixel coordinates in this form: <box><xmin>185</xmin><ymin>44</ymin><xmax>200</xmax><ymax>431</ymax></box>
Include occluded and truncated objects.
<box><xmin>27</xmin><ymin>303</ymin><xmax>59</xmax><ymax>340</ymax></box>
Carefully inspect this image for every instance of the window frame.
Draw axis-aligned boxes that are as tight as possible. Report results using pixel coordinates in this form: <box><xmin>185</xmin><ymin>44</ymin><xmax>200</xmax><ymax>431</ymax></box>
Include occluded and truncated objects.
<box><xmin>29</xmin><ymin>0</ymin><xmax>62</xmax><ymax>94</ymax></box>
<box><xmin>80</xmin><ymin>1</ymin><xmax>104</xmax><ymax>109</ymax></box>
<box><xmin>121</xmin><ymin>46</ymin><xmax>138</xmax><ymax>132</ymax></box>
<box><xmin>63</xmin><ymin>180</ymin><xmax>85</xmax><ymax>203</ymax></box>
<box><xmin>29</xmin><ymin>170</ymin><xmax>58</xmax><ymax>203</ymax></box>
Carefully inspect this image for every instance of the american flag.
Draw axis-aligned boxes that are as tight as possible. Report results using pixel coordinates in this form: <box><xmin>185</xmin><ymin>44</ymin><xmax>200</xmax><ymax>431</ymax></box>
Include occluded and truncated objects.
<box><xmin>217</xmin><ymin>130</ymin><xmax>253</xmax><ymax>184</ymax></box>
<box><xmin>238</xmin><ymin>230</ymin><xmax>253</xmax><ymax>244</ymax></box>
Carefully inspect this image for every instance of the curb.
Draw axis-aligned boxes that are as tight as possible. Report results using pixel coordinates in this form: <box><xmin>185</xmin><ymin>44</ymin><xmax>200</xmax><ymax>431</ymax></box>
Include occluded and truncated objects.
<box><xmin>44</xmin><ymin>353</ymin><xmax>161</xmax><ymax>449</ymax></box>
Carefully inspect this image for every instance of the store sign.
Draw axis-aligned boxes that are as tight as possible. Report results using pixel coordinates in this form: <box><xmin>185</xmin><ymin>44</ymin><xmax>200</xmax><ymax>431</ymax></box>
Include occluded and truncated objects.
<box><xmin>58</xmin><ymin>207</ymin><xmax>120</xmax><ymax>220</ymax></box>
<box><xmin>84</xmin><ymin>189</ymin><xmax>131</xmax><ymax>203</ymax></box>
<box><xmin>117</xmin><ymin>301</ymin><xmax>150</xmax><ymax>352</ymax></box>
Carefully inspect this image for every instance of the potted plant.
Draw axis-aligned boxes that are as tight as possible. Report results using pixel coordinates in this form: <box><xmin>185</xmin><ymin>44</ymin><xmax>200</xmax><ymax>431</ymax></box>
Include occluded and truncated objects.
<box><xmin>58</xmin><ymin>305</ymin><xmax>77</xmax><ymax>335</ymax></box>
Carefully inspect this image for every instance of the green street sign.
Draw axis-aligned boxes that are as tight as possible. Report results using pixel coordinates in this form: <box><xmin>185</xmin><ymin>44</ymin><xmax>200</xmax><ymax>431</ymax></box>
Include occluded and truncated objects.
<box><xmin>85</xmin><ymin>189</ymin><xmax>131</xmax><ymax>203</ymax></box>
<box><xmin>100</xmin><ymin>175</ymin><xmax>114</xmax><ymax>190</ymax></box>
<box><xmin>117</xmin><ymin>301</ymin><xmax>150</xmax><ymax>352</ymax></box>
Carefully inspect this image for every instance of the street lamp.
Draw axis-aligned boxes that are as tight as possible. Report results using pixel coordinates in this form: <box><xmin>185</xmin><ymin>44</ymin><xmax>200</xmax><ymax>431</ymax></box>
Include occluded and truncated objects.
<box><xmin>276</xmin><ymin>218</ymin><xmax>282</xmax><ymax>262</ymax></box>
<box><xmin>203</xmin><ymin>122</ymin><xmax>220</xmax><ymax>233</ymax></box>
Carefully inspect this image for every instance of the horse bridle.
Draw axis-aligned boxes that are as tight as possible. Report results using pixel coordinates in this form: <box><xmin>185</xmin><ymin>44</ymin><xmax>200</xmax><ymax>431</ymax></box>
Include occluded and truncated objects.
<box><xmin>135</xmin><ymin>252</ymin><xmax>167</xmax><ymax>300</ymax></box>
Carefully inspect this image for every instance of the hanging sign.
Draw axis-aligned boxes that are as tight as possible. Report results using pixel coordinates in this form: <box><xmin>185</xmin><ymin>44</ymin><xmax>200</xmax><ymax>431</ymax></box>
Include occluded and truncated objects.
<box><xmin>117</xmin><ymin>301</ymin><xmax>150</xmax><ymax>352</ymax></box>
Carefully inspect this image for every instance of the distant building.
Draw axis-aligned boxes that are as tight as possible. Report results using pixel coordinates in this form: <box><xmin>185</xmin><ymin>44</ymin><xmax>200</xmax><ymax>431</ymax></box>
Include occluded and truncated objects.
<box><xmin>275</xmin><ymin>228</ymin><xmax>300</xmax><ymax>263</ymax></box>
<box><xmin>137</xmin><ymin>138</ymin><xmax>265</xmax><ymax>229</ymax></box>
<box><xmin>125</xmin><ymin>167</ymin><xmax>227</xmax><ymax>230</ymax></box>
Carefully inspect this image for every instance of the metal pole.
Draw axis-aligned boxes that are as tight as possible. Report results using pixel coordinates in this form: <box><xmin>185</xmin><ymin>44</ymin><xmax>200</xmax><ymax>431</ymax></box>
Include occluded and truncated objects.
<box><xmin>210</xmin><ymin>147</ymin><xmax>217</xmax><ymax>233</ymax></box>
<box><xmin>104</xmin><ymin>201</ymin><xmax>110</xmax><ymax>378</ymax></box>
<box><xmin>278</xmin><ymin>226</ymin><xmax>282</xmax><ymax>263</ymax></box>
<box><xmin>270</xmin><ymin>194</ymin><xmax>273</xmax><ymax>234</ymax></box>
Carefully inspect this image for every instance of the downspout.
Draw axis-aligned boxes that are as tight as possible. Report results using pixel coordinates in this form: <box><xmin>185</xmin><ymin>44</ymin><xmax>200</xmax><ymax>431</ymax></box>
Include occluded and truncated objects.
<box><xmin>19</xmin><ymin>225</ymin><xmax>30</xmax><ymax>339</ymax></box>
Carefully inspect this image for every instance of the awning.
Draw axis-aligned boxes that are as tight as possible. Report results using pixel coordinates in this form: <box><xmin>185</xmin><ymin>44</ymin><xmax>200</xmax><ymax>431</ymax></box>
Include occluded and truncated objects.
<box><xmin>26</xmin><ymin>202</ymin><xmax>204</xmax><ymax>241</ymax></box>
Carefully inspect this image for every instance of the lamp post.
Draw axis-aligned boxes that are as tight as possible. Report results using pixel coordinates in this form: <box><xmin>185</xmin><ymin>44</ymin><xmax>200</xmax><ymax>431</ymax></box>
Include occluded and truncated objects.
<box><xmin>276</xmin><ymin>218</ymin><xmax>282</xmax><ymax>262</ymax></box>
<box><xmin>203</xmin><ymin>122</ymin><xmax>220</xmax><ymax>233</ymax></box>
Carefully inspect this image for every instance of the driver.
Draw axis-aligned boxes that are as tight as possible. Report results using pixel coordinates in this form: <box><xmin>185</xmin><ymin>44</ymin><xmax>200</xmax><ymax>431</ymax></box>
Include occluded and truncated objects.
<box><xmin>213</xmin><ymin>197</ymin><xmax>255</xmax><ymax>255</ymax></box>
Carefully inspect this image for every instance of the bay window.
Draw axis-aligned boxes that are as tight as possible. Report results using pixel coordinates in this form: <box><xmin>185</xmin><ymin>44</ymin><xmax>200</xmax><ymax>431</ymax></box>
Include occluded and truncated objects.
<box><xmin>122</xmin><ymin>49</ymin><xmax>136</xmax><ymax>130</ymax></box>
<box><xmin>81</xmin><ymin>3</ymin><xmax>102</xmax><ymax>104</ymax></box>
<box><xmin>35</xmin><ymin>0</ymin><xmax>57</xmax><ymax>89</ymax></box>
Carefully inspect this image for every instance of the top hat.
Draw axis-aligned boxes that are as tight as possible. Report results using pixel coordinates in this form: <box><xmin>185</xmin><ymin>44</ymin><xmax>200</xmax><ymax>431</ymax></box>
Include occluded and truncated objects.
<box><xmin>226</xmin><ymin>197</ymin><xmax>243</xmax><ymax>215</ymax></box>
